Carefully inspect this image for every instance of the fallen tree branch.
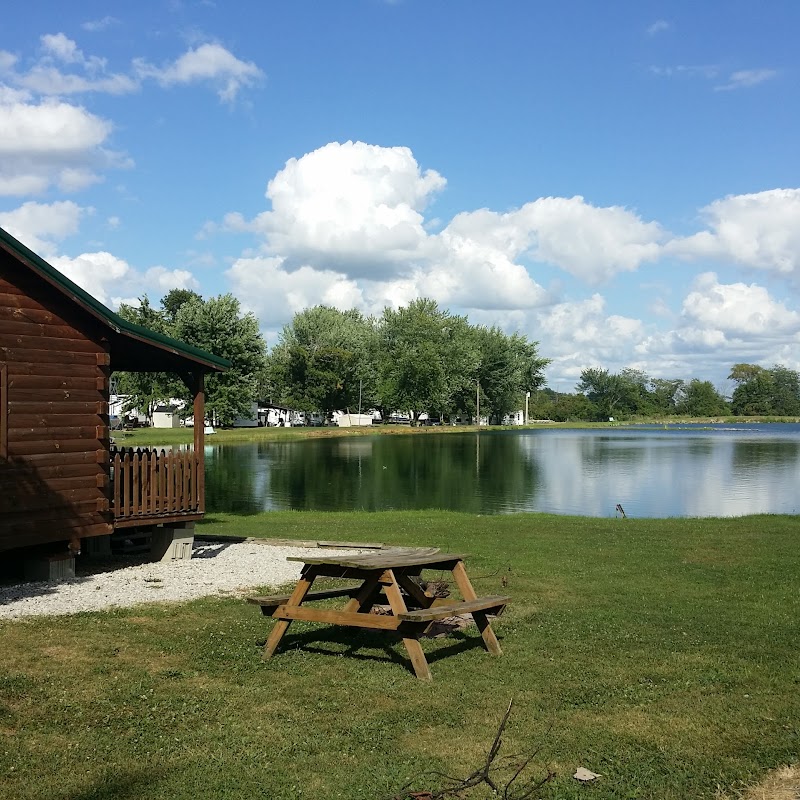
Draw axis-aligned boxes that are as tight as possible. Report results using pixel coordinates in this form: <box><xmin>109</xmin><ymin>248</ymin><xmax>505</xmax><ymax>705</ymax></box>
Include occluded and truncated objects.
<box><xmin>386</xmin><ymin>699</ymin><xmax>555</xmax><ymax>800</ymax></box>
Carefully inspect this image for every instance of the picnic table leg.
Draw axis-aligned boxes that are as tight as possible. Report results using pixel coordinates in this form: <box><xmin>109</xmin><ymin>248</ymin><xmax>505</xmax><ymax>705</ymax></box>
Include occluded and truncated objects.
<box><xmin>263</xmin><ymin>566</ymin><xmax>317</xmax><ymax>660</ymax></box>
<box><xmin>395</xmin><ymin>573</ymin><xmax>436</xmax><ymax>610</ymax></box>
<box><xmin>451</xmin><ymin>561</ymin><xmax>503</xmax><ymax>656</ymax></box>
<box><xmin>343</xmin><ymin>572</ymin><xmax>383</xmax><ymax>614</ymax></box>
<box><xmin>383</xmin><ymin>570</ymin><xmax>432</xmax><ymax>681</ymax></box>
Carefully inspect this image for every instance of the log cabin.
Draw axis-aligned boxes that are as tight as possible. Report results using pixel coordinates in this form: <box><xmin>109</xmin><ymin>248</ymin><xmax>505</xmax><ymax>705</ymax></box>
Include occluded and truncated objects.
<box><xmin>0</xmin><ymin>225</ymin><xmax>230</xmax><ymax>578</ymax></box>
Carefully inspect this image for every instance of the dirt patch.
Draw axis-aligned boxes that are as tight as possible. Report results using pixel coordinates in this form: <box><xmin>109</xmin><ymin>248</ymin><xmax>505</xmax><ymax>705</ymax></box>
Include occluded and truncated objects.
<box><xmin>423</xmin><ymin>614</ymin><xmax>474</xmax><ymax>638</ymax></box>
<box><xmin>369</xmin><ymin>606</ymin><xmax>474</xmax><ymax>638</ymax></box>
<box><xmin>718</xmin><ymin>766</ymin><xmax>800</xmax><ymax>800</ymax></box>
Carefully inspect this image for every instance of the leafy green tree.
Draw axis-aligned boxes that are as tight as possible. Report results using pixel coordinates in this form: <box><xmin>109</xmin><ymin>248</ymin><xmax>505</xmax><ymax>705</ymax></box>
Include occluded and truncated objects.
<box><xmin>729</xmin><ymin>363</ymin><xmax>765</xmax><ymax>385</ymax></box>
<box><xmin>768</xmin><ymin>365</ymin><xmax>800</xmax><ymax>415</ymax></box>
<box><xmin>475</xmin><ymin>326</ymin><xmax>549</xmax><ymax>423</ymax></box>
<box><xmin>729</xmin><ymin>364</ymin><xmax>773</xmax><ymax>415</ymax></box>
<box><xmin>264</xmin><ymin>300</ymin><xmax>548</xmax><ymax>426</ymax></box>
<box><xmin>378</xmin><ymin>299</ymin><xmax>465</xmax><ymax>424</ymax></box>
<box><xmin>619</xmin><ymin>368</ymin><xmax>656</xmax><ymax>416</ymax></box>
<box><xmin>729</xmin><ymin>363</ymin><xmax>800</xmax><ymax>416</ymax></box>
<box><xmin>172</xmin><ymin>294</ymin><xmax>266</xmax><ymax>426</ymax></box>
<box><xmin>576</xmin><ymin>368</ymin><xmax>627</xmax><ymax>420</ymax></box>
<box><xmin>649</xmin><ymin>378</ymin><xmax>685</xmax><ymax>416</ymax></box>
<box><xmin>434</xmin><ymin>315</ymin><xmax>481</xmax><ymax>421</ymax></box>
<box><xmin>578</xmin><ymin>368</ymin><xmax>685</xmax><ymax>419</ymax></box>
<box><xmin>676</xmin><ymin>380</ymin><xmax>729</xmax><ymax>416</ymax></box>
<box><xmin>114</xmin><ymin>296</ymin><xmax>177</xmax><ymax>423</ymax></box>
<box><xmin>267</xmin><ymin>306</ymin><xmax>376</xmax><ymax>414</ymax></box>
<box><xmin>554</xmin><ymin>393</ymin><xmax>596</xmax><ymax>422</ymax></box>
<box><xmin>161</xmin><ymin>288</ymin><xmax>202</xmax><ymax>323</ymax></box>
<box><xmin>530</xmin><ymin>389</ymin><xmax>596</xmax><ymax>422</ymax></box>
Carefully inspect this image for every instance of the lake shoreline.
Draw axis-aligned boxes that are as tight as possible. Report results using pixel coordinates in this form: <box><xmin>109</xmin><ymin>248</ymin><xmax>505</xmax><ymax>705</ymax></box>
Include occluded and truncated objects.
<box><xmin>115</xmin><ymin>415</ymin><xmax>800</xmax><ymax>447</ymax></box>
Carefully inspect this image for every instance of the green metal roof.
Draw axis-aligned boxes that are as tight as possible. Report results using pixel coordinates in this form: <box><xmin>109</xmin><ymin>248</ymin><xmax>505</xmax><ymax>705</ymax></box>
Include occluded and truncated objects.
<box><xmin>0</xmin><ymin>225</ymin><xmax>230</xmax><ymax>372</ymax></box>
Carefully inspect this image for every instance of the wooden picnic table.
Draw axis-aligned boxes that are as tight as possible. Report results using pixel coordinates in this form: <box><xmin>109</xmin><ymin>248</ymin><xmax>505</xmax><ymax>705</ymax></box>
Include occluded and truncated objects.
<box><xmin>249</xmin><ymin>550</ymin><xmax>509</xmax><ymax>681</ymax></box>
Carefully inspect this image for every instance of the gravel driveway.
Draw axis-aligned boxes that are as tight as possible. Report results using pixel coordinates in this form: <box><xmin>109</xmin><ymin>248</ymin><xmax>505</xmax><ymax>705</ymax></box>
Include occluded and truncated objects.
<box><xmin>0</xmin><ymin>540</ymin><xmax>358</xmax><ymax>620</ymax></box>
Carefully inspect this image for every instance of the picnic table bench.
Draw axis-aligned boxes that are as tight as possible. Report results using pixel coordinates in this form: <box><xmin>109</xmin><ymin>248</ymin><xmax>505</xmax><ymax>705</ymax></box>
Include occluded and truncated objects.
<box><xmin>249</xmin><ymin>550</ymin><xmax>509</xmax><ymax>680</ymax></box>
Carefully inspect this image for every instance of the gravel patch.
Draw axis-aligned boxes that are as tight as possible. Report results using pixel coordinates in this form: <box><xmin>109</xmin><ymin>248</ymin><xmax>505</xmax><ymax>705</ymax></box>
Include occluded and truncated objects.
<box><xmin>0</xmin><ymin>540</ymin><xmax>362</xmax><ymax>620</ymax></box>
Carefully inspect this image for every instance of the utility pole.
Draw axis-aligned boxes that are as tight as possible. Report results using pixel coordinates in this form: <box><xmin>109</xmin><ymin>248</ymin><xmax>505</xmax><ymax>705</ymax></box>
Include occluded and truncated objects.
<box><xmin>525</xmin><ymin>391</ymin><xmax>531</xmax><ymax>425</ymax></box>
<box><xmin>358</xmin><ymin>378</ymin><xmax>362</xmax><ymax>417</ymax></box>
<box><xmin>476</xmin><ymin>380</ymin><xmax>480</xmax><ymax>426</ymax></box>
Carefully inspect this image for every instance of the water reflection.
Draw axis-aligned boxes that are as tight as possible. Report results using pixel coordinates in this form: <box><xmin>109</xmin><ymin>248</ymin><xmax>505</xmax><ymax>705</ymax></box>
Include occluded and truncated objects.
<box><xmin>253</xmin><ymin>433</ymin><xmax>541</xmax><ymax>513</ymax></box>
<box><xmin>732</xmin><ymin>440</ymin><xmax>800</xmax><ymax>470</ymax></box>
<box><xmin>202</xmin><ymin>424</ymin><xmax>800</xmax><ymax>518</ymax></box>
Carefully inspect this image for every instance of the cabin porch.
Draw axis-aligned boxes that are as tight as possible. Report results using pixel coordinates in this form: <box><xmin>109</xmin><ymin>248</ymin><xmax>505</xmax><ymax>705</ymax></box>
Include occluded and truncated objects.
<box><xmin>110</xmin><ymin>445</ymin><xmax>204</xmax><ymax>529</ymax></box>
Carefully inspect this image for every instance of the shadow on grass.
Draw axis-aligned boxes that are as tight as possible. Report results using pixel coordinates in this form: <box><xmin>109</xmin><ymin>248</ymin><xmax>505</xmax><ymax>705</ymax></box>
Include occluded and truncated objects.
<box><xmin>262</xmin><ymin>624</ymin><xmax>497</xmax><ymax>677</ymax></box>
<box><xmin>61</xmin><ymin>766</ymin><xmax>168</xmax><ymax>800</ymax></box>
<box><xmin>194</xmin><ymin>515</ymin><xmax>227</xmax><ymax>525</ymax></box>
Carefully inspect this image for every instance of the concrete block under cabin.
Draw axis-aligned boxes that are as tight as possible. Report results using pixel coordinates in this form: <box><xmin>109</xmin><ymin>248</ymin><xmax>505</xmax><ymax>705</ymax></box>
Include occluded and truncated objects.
<box><xmin>84</xmin><ymin>534</ymin><xmax>113</xmax><ymax>558</ymax></box>
<box><xmin>24</xmin><ymin>552</ymin><xmax>76</xmax><ymax>582</ymax></box>
<box><xmin>151</xmin><ymin>522</ymin><xmax>195</xmax><ymax>562</ymax></box>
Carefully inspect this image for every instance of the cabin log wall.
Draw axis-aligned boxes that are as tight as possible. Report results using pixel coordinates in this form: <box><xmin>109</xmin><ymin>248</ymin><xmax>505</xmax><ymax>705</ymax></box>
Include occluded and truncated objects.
<box><xmin>0</xmin><ymin>259</ymin><xmax>112</xmax><ymax>552</ymax></box>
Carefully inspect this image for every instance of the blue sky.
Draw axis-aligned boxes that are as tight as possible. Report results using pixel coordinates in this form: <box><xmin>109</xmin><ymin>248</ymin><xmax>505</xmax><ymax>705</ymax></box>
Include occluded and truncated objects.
<box><xmin>1</xmin><ymin>1</ymin><xmax>799</xmax><ymax>392</ymax></box>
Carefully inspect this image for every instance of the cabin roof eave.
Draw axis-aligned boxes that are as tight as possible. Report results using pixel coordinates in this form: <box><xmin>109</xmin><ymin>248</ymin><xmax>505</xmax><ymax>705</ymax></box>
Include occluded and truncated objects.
<box><xmin>0</xmin><ymin>226</ymin><xmax>230</xmax><ymax>373</ymax></box>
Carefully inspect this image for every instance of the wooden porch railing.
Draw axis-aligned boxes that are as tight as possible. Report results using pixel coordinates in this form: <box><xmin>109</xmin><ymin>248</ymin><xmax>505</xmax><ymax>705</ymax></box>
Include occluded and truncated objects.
<box><xmin>111</xmin><ymin>446</ymin><xmax>201</xmax><ymax>523</ymax></box>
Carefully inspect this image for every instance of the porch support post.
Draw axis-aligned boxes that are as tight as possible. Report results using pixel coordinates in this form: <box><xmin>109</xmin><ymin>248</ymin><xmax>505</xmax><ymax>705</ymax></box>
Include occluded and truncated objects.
<box><xmin>192</xmin><ymin>371</ymin><xmax>206</xmax><ymax>512</ymax></box>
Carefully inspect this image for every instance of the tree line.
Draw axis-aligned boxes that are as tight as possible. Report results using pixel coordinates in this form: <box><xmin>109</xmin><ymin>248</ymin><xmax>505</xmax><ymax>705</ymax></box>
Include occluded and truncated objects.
<box><xmin>263</xmin><ymin>299</ymin><xmax>550</xmax><ymax>425</ymax></box>
<box><xmin>527</xmin><ymin>364</ymin><xmax>800</xmax><ymax>422</ymax></box>
<box><xmin>115</xmin><ymin>294</ymin><xmax>549</xmax><ymax>426</ymax></box>
<box><xmin>114</xmin><ymin>291</ymin><xmax>800</xmax><ymax>426</ymax></box>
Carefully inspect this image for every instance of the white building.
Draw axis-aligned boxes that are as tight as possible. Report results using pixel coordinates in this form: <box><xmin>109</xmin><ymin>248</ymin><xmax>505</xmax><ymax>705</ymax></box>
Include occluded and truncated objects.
<box><xmin>335</xmin><ymin>412</ymin><xmax>374</xmax><ymax>427</ymax></box>
<box><xmin>152</xmin><ymin>404</ymin><xmax>182</xmax><ymax>428</ymax></box>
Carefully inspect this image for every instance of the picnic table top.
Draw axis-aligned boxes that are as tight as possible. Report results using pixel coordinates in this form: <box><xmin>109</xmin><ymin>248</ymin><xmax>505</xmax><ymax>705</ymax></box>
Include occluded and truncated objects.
<box><xmin>286</xmin><ymin>550</ymin><xmax>468</xmax><ymax>570</ymax></box>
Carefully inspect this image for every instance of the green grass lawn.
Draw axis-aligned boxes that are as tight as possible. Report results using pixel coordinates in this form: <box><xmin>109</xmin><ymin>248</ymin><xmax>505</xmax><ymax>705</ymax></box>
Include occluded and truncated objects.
<box><xmin>2</xmin><ymin>511</ymin><xmax>799</xmax><ymax>799</ymax></box>
<box><xmin>112</xmin><ymin>422</ymin><xmax>466</xmax><ymax>447</ymax></box>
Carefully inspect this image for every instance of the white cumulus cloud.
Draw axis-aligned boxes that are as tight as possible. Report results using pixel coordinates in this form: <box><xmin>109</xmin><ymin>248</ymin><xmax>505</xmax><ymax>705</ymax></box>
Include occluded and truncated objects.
<box><xmin>669</xmin><ymin>189</ymin><xmax>800</xmax><ymax>276</ymax></box>
<box><xmin>633</xmin><ymin>274</ymin><xmax>800</xmax><ymax>384</ymax></box>
<box><xmin>81</xmin><ymin>16</ymin><xmax>119</xmax><ymax>33</ymax></box>
<box><xmin>0</xmin><ymin>96</ymin><xmax>110</xmax><ymax>153</ymax></box>
<box><xmin>681</xmin><ymin>272</ymin><xmax>800</xmax><ymax>336</ymax></box>
<box><xmin>517</xmin><ymin>196</ymin><xmax>665</xmax><ymax>281</ymax></box>
<box><xmin>17</xmin><ymin>67</ymin><xmax>138</xmax><ymax>96</ymax></box>
<box><xmin>238</xmin><ymin>141</ymin><xmax>446</xmax><ymax>278</ymax></box>
<box><xmin>226</xmin><ymin>256</ymin><xmax>364</xmax><ymax>328</ymax></box>
<box><xmin>48</xmin><ymin>252</ymin><xmax>201</xmax><ymax>309</ymax></box>
<box><xmin>0</xmin><ymin>200</ymin><xmax>87</xmax><ymax>254</ymax></box>
<box><xmin>0</xmin><ymin>199</ymin><xmax>200</xmax><ymax>308</ymax></box>
<box><xmin>144</xmin><ymin>266</ymin><xmax>200</xmax><ymax>294</ymax></box>
<box><xmin>41</xmin><ymin>33</ymin><xmax>85</xmax><ymax>64</ymax></box>
<box><xmin>0</xmin><ymin>94</ymin><xmax>126</xmax><ymax>195</ymax></box>
<box><xmin>434</xmin><ymin>197</ymin><xmax>664</xmax><ymax>287</ymax></box>
<box><xmin>50</xmin><ymin>251</ymin><xmax>131</xmax><ymax>306</ymax></box>
<box><xmin>217</xmin><ymin>142</ymin><xmax>556</xmax><ymax>314</ymax></box>
<box><xmin>3</xmin><ymin>35</ymin><xmax>262</xmax><ymax>104</ymax></box>
<box><xmin>526</xmin><ymin>294</ymin><xmax>647</xmax><ymax>388</ymax></box>
<box><xmin>212</xmin><ymin>142</ymin><xmax>663</xmax><ymax>321</ymax></box>
<box><xmin>134</xmin><ymin>43</ymin><xmax>264</xmax><ymax>103</ymax></box>
<box><xmin>4</xmin><ymin>34</ymin><xmax>139</xmax><ymax>96</ymax></box>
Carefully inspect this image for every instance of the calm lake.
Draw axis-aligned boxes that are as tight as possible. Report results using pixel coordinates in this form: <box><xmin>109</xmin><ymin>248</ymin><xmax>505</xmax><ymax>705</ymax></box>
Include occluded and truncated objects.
<box><xmin>203</xmin><ymin>423</ymin><xmax>800</xmax><ymax>518</ymax></box>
